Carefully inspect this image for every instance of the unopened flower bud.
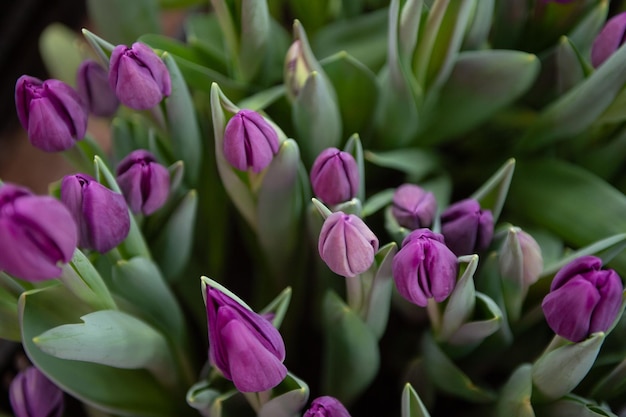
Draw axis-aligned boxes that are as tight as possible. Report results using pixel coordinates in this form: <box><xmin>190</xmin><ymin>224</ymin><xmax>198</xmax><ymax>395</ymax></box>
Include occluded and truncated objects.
<box><xmin>591</xmin><ymin>12</ymin><xmax>626</xmax><ymax>68</ymax></box>
<box><xmin>318</xmin><ymin>212</ymin><xmax>379</xmax><ymax>277</ymax></box>
<box><xmin>392</xmin><ymin>229</ymin><xmax>458</xmax><ymax>307</ymax></box>
<box><xmin>310</xmin><ymin>148</ymin><xmax>359</xmax><ymax>206</ymax></box>
<box><xmin>61</xmin><ymin>174</ymin><xmax>130</xmax><ymax>253</ymax></box>
<box><xmin>205</xmin><ymin>286</ymin><xmax>287</xmax><ymax>392</ymax></box>
<box><xmin>304</xmin><ymin>396</ymin><xmax>351</xmax><ymax>417</ymax></box>
<box><xmin>0</xmin><ymin>184</ymin><xmax>77</xmax><ymax>281</ymax></box>
<box><xmin>223</xmin><ymin>109</ymin><xmax>280</xmax><ymax>173</ymax></box>
<box><xmin>284</xmin><ymin>40</ymin><xmax>312</xmax><ymax>99</ymax></box>
<box><xmin>76</xmin><ymin>59</ymin><xmax>119</xmax><ymax>117</ymax></box>
<box><xmin>10</xmin><ymin>366</ymin><xmax>64</xmax><ymax>417</ymax></box>
<box><xmin>15</xmin><ymin>75</ymin><xmax>87</xmax><ymax>152</ymax></box>
<box><xmin>542</xmin><ymin>256</ymin><xmax>623</xmax><ymax>342</ymax></box>
<box><xmin>109</xmin><ymin>42</ymin><xmax>171</xmax><ymax>110</ymax></box>
<box><xmin>391</xmin><ymin>184</ymin><xmax>437</xmax><ymax>230</ymax></box>
<box><xmin>440</xmin><ymin>198</ymin><xmax>494</xmax><ymax>257</ymax></box>
<box><xmin>499</xmin><ymin>227</ymin><xmax>543</xmax><ymax>288</ymax></box>
<box><xmin>116</xmin><ymin>150</ymin><xmax>170</xmax><ymax>215</ymax></box>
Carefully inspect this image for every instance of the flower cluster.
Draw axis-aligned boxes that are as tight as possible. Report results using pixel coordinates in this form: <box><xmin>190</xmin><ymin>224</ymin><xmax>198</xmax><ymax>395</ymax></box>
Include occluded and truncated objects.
<box><xmin>2</xmin><ymin>1</ymin><xmax>626</xmax><ymax>417</ymax></box>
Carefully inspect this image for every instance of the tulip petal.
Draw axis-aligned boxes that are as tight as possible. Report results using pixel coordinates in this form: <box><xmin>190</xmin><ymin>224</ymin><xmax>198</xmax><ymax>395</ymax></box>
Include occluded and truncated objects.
<box><xmin>82</xmin><ymin>182</ymin><xmax>130</xmax><ymax>253</ymax></box>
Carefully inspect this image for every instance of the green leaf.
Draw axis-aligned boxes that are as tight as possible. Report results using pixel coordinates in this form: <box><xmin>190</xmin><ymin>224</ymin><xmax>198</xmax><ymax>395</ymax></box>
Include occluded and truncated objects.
<box><xmin>34</xmin><ymin>310</ymin><xmax>173</xmax><ymax>374</ymax></box>
<box><xmin>237</xmin><ymin>85</ymin><xmax>287</xmax><ymax>111</ymax></box>
<box><xmin>364</xmin><ymin>242</ymin><xmax>398</xmax><ymax>339</ymax></box>
<box><xmin>364</xmin><ymin>148</ymin><xmax>440</xmax><ymax>182</ymax></box>
<box><xmin>239</xmin><ymin>0</ymin><xmax>271</xmax><ymax>82</ymax></box>
<box><xmin>532</xmin><ymin>333</ymin><xmax>605</xmax><ymax>401</ymax></box>
<box><xmin>567</xmin><ymin>0</ymin><xmax>609</xmax><ymax>58</ymax></box>
<box><xmin>401</xmin><ymin>383</ymin><xmax>432</xmax><ymax>417</ymax></box>
<box><xmin>81</xmin><ymin>29</ymin><xmax>115</xmax><ymax>66</ymax></box>
<box><xmin>86</xmin><ymin>0</ymin><xmax>161</xmax><ymax>45</ymax></box>
<box><xmin>151</xmin><ymin>190</ymin><xmax>198</xmax><ymax>280</ymax></box>
<box><xmin>20</xmin><ymin>286</ymin><xmax>185</xmax><ymax>416</ymax></box>
<box><xmin>463</xmin><ymin>0</ymin><xmax>493</xmax><ymax>49</ymax></box>
<box><xmin>535</xmin><ymin>395</ymin><xmax>618</xmax><ymax>417</ymax></box>
<box><xmin>39</xmin><ymin>23</ymin><xmax>84</xmax><ymax>86</ymax></box>
<box><xmin>260</xmin><ymin>287</ymin><xmax>293</xmax><ymax>330</ymax></box>
<box><xmin>420</xmin><ymin>51</ymin><xmax>539</xmax><ymax>144</ymax></box>
<box><xmin>0</xmin><ymin>283</ymin><xmax>20</xmax><ymax>341</ymax></box>
<box><xmin>471</xmin><ymin>158</ymin><xmax>515</xmax><ymax>223</ymax></box>
<box><xmin>495</xmin><ymin>364</ymin><xmax>535</xmax><ymax>417</ymax></box>
<box><xmin>362</xmin><ymin>188</ymin><xmax>395</xmax><ymax>218</ymax></box>
<box><xmin>68</xmin><ymin>249</ymin><xmax>117</xmax><ymax>311</ymax></box>
<box><xmin>422</xmin><ymin>332</ymin><xmax>496</xmax><ymax>403</ymax></box>
<box><xmin>508</xmin><ymin>159</ymin><xmax>626</xmax><ymax>275</ymax></box>
<box><xmin>446</xmin><ymin>292</ymin><xmax>502</xmax><ymax>346</ymax></box>
<box><xmin>184</xmin><ymin>13</ymin><xmax>228</xmax><ymax>70</ymax></box>
<box><xmin>555</xmin><ymin>37</ymin><xmax>587</xmax><ymax>96</ymax></box>
<box><xmin>518</xmin><ymin>39</ymin><xmax>626</xmax><ymax>151</ymax></box>
<box><xmin>440</xmin><ymin>255</ymin><xmax>478</xmax><ymax>341</ymax></box>
<box><xmin>162</xmin><ymin>53</ymin><xmax>202</xmax><ymax>185</ymax></box>
<box><xmin>321</xmin><ymin>52</ymin><xmax>379</xmax><ymax>139</ymax></box>
<box><xmin>258</xmin><ymin>373</ymin><xmax>310</xmax><ymax>417</ymax></box>
<box><xmin>322</xmin><ymin>290</ymin><xmax>380</xmax><ymax>404</ymax></box>
<box><xmin>158</xmin><ymin>0</ymin><xmax>205</xmax><ymax>9</ymax></box>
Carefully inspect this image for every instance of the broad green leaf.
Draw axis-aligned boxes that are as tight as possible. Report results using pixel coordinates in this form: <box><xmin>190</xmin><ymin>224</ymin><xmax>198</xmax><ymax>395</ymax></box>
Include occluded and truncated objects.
<box><xmin>401</xmin><ymin>383</ymin><xmax>432</xmax><ymax>417</ymax></box>
<box><xmin>555</xmin><ymin>37</ymin><xmax>587</xmax><ymax>96</ymax></box>
<box><xmin>163</xmin><ymin>53</ymin><xmax>202</xmax><ymax>185</ymax></box>
<box><xmin>508</xmin><ymin>159</ymin><xmax>626</xmax><ymax>275</ymax></box>
<box><xmin>67</xmin><ymin>249</ymin><xmax>117</xmax><ymax>311</ymax></box>
<box><xmin>362</xmin><ymin>188</ymin><xmax>395</xmax><ymax>218</ymax></box>
<box><xmin>364</xmin><ymin>148</ymin><xmax>440</xmax><ymax>182</ymax></box>
<box><xmin>532</xmin><ymin>333</ymin><xmax>605</xmax><ymax>401</ymax></box>
<box><xmin>322</xmin><ymin>290</ymin><xmax>380</xmax><ymax>403</ymax></box>
<box><xmin>518</xmin><ymin>39</ymin><xmax>626</xmax><ymax>151</ymax></box>
<box><xmin>495</xmin><ymin>364</ymin><xmax>535</xmax><ymax>417</ymax></box>
<box><xmin>239</xmin><ymin>0</ymin><xmax>271</xmax><ymax>82</ymax></box>
<box><xmin>422</xmin><ymin>332</ymin><xmax>496</xmax><ymax>403</ymax></box>
<box><xmin>446</xmin><ymin>292</ymin><xmax>502</xmax><ymax>346</ymax></box>
<box><xmin>86</xmin><ymin>0</ymin><xmax>161</xmax><ymax>45</ymax></box>
<box><xmin>39</xmin><ymin>23</ymin><xmax>84</xmax><ymax>86</ymax></box>
<box><xmin>321</xmin><ymin>52</ymin><xmax>379</xmax><ymax>139</ymax></box>
<box><xmin>20</xmin><ymin>285</ymin><xmax>185</xmax><ymax>416</ymax></box>
<box><xmin>419</xmin><ymin>51</ymin><xmax>539</xmax><ymax>144</ymax></box>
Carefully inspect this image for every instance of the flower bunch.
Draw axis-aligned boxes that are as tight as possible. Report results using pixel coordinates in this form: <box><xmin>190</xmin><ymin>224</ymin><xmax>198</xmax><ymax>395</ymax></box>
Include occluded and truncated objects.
<box><xmin>2</xmin><ymin>1</ymin><xmax>626</xmax><ymax>417</ymax></box>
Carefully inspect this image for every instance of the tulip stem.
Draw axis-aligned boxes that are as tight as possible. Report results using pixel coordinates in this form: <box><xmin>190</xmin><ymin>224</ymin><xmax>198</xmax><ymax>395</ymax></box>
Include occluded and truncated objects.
<box><xmin>426</xmin><ymin>298</ymin><xmax>442</xmax><ymax>333</ymax></box>
<box><xmin>345</xmin><ymin>274</ymin><xmax>363</xmax><ymax>312</ymax></box>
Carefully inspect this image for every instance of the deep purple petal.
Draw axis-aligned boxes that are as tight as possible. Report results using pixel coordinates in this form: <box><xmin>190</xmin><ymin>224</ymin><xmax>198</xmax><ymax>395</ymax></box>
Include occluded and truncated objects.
<box><xmin>591</xmin><ymin>12</ymin><xmax>626</xmax><ymax>68</ymax></box>
<box><xmin>551</xmin><ymin>255</ymin><xmax>603</xmax><ymax>291</ymax></box>
<box><xmin>83</xmin><ymin>182</ymin><xmax>130</xmax><ymax>252</ymax></box>
<box><xmin>10</xmin><ymin>367</ymin><xmax>64</xmax><ymax>417</ymax></box>
<box><xmin>589</xmin><ymin>269</ymin><xmax>624</xmax><ymax>334</ymax></box>
<box><xmin>304</xmin><ymin>396</ymin><xmax>352</xmax><ymax>417</ymax></box>
<box><xmin>310</xmin><ymin>148</ymin><xmax>359</xmax><ymax>205</ymax></box>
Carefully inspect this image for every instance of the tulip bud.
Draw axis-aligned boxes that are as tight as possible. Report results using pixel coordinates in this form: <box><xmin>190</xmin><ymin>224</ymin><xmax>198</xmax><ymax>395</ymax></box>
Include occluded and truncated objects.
<box><xmin>76</xmin><ymin>59</ymin><xmax>119</xmax><ymax>117</ymax></box>
<box><xmin>391</xmin><ymin>184</ymin><xmax>437</xmax><ymax>230</ymax></box>
<box><xmin>392</xmin><ymin>229</ymin><xmax>458</xmax><ymax>307</ymax></box>
<box><xmin>542</xmin><ymin>256</ymin><xmax>623</xmax><ymax>342</ymax></box>
<box><xmin>10</xmin><ymin>366</ymin><xmax>64</xmax><ymax>417</ymax></box>
<box><xmin>591</xmin><ymin>12</ymin><xmax>626</xmax><ymax>68</ymax></box>
<box><xmin>60</xmin><ymin>174</ymin><xmax>130</xmax><ymax>253</ymax></box>
<box><xmin>499</xmin><ymin>227</ymin><xmax>543</xmax><ymax>288</ymax></box>
<box><xmin>440</xmin><ymin>198</ymin><xmax>494</xmax><ymax>257</ymax></box>
<box><xmin>310</xmin><ymin>148</ymin><xmax>359</xmax><ymax>206</ymax></box>
<box><xmin>285</xmin><ymin>40</ymin><xmax>311</xmax><ymax>100</ymax></box>
<box><xmin>223</xmin><ymin>109</ymin><xmax>280</xmax><ymax>173</ymax></box>
<box><xmin>15</xmin><ymin>75</ymin><xmax>87</xmax><ymax>152</ymax></box>
<box><xmin>0</xmin><ymin>184</ymin><xmax>77</xmax><ymax>281</ymax></box>
<box><xmin>116</xmin><ymin>149</ymin><xmax>170</xmax><ymax>215</ymax></box>
<box><xmin>109</xmin><ymin>42</ymin><xmax>171</xmax><ymax>110</ymax></box>
<box><xmin>304</xmin><ymin>396</ymin><xmax>352</xmax><ymax>417</ymax></box>
<box><xmin>205</xmin><ymin>286</ymin><xmax>287</xmax><ymax>392</ymax></box>
<box><xmin>318</xmin><ymin>212</ymin><xmax>379</xmax><ymax>277</ymax></box>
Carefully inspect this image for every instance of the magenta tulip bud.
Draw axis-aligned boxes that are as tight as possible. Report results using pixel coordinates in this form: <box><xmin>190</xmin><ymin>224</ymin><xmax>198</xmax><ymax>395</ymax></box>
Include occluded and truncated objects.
<box><xmin>440</xmin><ymin>198</ymin><xmax>494</xmax><ymax>257</ymax></box>
<box><xmin>10</xmin><ymin>366</ymin><xmax>64</xmax><ymax>417</ymax></box>
<box><xmin>304</xmin><ymin>396</ymin><xmax>351</xmax><ymax>417</ymax></box>
<box><xmin>206</xmin><ymin>286</ymin><xmax>287</xmax><ymax>392</ymax></box>
<box><xmin>392</xmin><ymin>229</ymin><xmax>458</xmax><ymax>307</ymax></box>
<box><xmin>0</xmin><ymin>184</ymin><xmax>77</xmax><ymax>281</ymax></box>
<box><xmin>591</xmin><ymin>12</ymin><xmax>626</xmax><ymax>68</ymax></box>
<box><xmin>223</xmin><ymin>109</ymin><xmax>280</xmax><ymax>173</ymax></box>
<box><xmin>76</xmin><ymin>59</ymin><xmax>119</xmax><ymax>117</ymax></box>
<box><xmin>109</xmin><ymin>42</ymin><xmax>171</xmax><ymax>110</ymax></box>
<box><xmin>318</xmin><ymin>212</ymin><xmax>379</xmax><ymax>277</ymax></box>
<box><xmin>310</xmin><ymin>148</ymin><xmax>359</xmax><ymax>206</ymax></box>
<box><xmin>542</xmin><ymin>256</ymin><xmax>623</xmax><ymax>343</ymax></box>
<box><xmin>116</xmin><ymin>150</ymin><xmax>170</xmax><ymax>215</ymax></box>
<box><xmin>391</xmin><ymin>184</ymin><xmax>437</xmax><ymax>230</ymax></box>
<box><xmin>60</xmin><ymin>174</ymin><xmax>130</xmax><ymax>253</ymax></box>
<box><xmin>15</xmin><ymin>75</ymin><xmax>87</xmax><ymax>152</ymax></box>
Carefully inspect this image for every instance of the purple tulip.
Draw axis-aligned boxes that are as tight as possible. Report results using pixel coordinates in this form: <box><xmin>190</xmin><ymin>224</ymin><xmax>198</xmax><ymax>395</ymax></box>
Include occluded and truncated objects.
<box><xmin>591</xmin><ymin>12</ymin><xmax>626</xmax><ymax>68</ymax></box>
<box><xmin>542</xmin><ymin>256</ymin><xmax>623</xmax><ymax>343</ymax></box>
<box><xmin>116</xmin><ymin>150</ymin><xmax>170</xmax><ymax>215</ymax></box>
<box><xmin>440</xmin><ymin>199</ymin><xmax>494</xmax><ymax>257</ymax></box>
<box><xmin>0</xmin><ymin>184</ymin><xmax>77</xmax><ymax>281</ymax></box>
<box><xmin>205</xmin><ymin>286</ymin><xmax>287</xmax><ymax>392</ymax></box>
<box><xmin>76</xmin><ymin>59</ymin><xmax>119</xmax><ymax>117</ymax></box>
<box><xmin>10</xmin><ymin>366</ymin><xmax>64</xmax><ymax>417</ymax></box>
<box><xmin>318</xmin><ymin>212</ymin><xmax>379</xmax><ymax>277</ymax></box>
<box><xmin>60</xmin><ymin>174</ymin><xmax>130</xmax><ymax>253</ymax></box>
<box><xmin>392</xmin><ymin>229</ymin><xmax>458</xmax><ymax>307</ymax></box>
<box><xmin>109</xmin><ymin>42</ymin><xmax>171</xmax><ymax>110</ymax></box>
<box><xmin>391</xmin><ymin>184</ymin><xmax>437</xmax><ymax>230</ymax></box>
<box><xmin>223</xmin><ymin>109</ymin><xmax>280</xmax><ymax>173</ymax></box>
<box><xmin>304</xmin><ymin>396</ymin><xmax>351</xmax><ymax>417</ymax></box>
<box><xmin>15</xmin><ymin>75</ymin><xmax>87</xmax><ymax>152</ymax></box>
<box><xmin>310</xmin><ymin>148</ymin><xmax>359</xmax><ymax>206</ymax></box>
